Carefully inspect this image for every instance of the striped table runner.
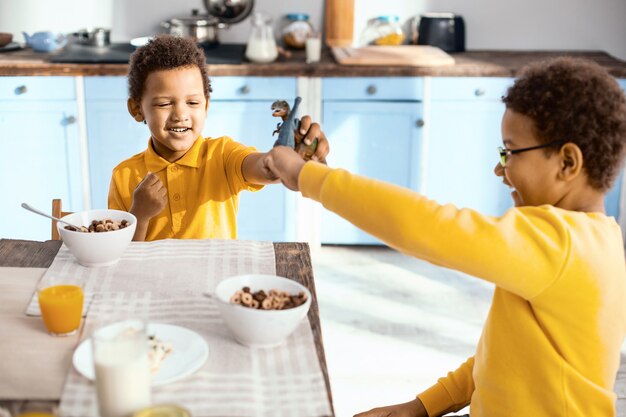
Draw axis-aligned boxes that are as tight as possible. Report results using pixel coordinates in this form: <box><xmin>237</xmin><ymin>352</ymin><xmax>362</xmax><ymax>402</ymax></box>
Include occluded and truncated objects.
<box><xmin>26</xmin><ymin>239</ymin><xmax>331</xmax><ymax>417</ymax></box>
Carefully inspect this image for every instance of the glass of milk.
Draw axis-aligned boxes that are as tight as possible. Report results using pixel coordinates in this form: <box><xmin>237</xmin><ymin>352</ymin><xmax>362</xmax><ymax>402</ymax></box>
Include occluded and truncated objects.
<box><xmin>305</xmin><ymin>33</ymin><xmax>322</xmax><ymax>64</ymax></box>
<box><xmin>92</xmin><ymin>319</ymin><xmax>151</xmax><ymax>417</ymax></box>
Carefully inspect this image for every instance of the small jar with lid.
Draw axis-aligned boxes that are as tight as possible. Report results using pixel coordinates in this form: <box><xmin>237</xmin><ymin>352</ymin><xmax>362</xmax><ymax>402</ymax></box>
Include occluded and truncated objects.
<box><xmin>359</xmin><ymin>15</ymin><xmax>405</xmax><ymax>46</ymax></box>
<box><xmin>281</xmin><ymin>13</ymin><xmax>314</xmax><ymax>49</ymax></box>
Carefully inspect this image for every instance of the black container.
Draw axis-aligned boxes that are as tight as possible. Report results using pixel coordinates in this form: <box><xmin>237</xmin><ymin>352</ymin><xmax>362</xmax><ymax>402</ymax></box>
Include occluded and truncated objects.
<box><xmin>417</xmin><ymin>12</ymin><xmax>465</xmax><ymax>53</ymax></box>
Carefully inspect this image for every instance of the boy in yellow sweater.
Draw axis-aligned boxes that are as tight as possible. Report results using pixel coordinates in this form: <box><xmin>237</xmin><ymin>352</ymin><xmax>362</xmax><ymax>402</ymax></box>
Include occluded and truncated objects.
<box><xmin>263</xmin><ymin>57</ymin><xmax>626</xmax><ymax>417</ymax></box>
<box><xmin>108</xmin><ymin>35</ymin><xmax>328</xmax><ymax>241</ymax></box>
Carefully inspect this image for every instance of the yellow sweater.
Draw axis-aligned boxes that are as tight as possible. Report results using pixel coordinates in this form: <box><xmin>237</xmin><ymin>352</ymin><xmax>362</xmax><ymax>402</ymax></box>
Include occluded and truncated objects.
<box><xmin>299</xmin><ymin>162</ymin><xmax>626</xmax><ymax>417</ymax></box>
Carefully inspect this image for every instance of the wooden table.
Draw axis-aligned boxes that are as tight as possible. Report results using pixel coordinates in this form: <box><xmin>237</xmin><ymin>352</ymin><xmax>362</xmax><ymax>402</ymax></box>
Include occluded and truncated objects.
<box><xmin>0</xmin><ymin>238</ymin><xmax>334</xmax><ymax>417</ymax></box>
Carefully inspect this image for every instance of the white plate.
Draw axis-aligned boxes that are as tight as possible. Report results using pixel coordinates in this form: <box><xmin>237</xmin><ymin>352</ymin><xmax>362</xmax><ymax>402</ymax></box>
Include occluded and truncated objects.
<box><xmin>73</xmin><ymin>323</ymin><xmax>209</xmax><ymax>386</ymax></box>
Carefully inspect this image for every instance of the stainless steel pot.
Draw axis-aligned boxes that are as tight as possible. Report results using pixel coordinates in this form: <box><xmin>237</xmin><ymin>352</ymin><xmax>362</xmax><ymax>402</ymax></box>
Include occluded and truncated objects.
<box><xmin>162</xmin><ymin>1</ymin><xmax>254</xmax><ymax>45</ymax></box>
<box><xmin>161</xmin><ymin>9</ymin><xmax>225</xmax><ymax>44</ymax></box>
<box><xmin>73</xmin><ymin>28</ymin><xmax>110</xmax><ymax>47</ymax></box>
<box><xmin>204</xmin><ymin>0</ymin><xmax>254</xmax><ymax>24</ymax></box>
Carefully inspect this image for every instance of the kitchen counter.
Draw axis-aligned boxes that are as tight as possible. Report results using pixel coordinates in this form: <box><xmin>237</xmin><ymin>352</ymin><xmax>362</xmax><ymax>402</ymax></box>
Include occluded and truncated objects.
<box><xmin>0</xmin><ymin>47</ymin><xmax>625</xmax><ymax>77</ymax></box>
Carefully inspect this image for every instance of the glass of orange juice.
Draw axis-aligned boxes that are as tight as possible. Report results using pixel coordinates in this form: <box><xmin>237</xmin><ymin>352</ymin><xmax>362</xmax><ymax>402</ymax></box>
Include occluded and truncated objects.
<box><xmin>37</xmin><ymin>276</ymin><xmax>85</xmax><ymax>336</ymax></box>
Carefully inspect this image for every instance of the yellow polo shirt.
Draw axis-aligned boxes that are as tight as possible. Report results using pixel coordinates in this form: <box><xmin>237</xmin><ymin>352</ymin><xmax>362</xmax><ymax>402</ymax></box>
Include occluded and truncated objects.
<box><xmin>108</xmin><ymin>136</ymin><xmax>262</xmax><ymax>241</ymax></box>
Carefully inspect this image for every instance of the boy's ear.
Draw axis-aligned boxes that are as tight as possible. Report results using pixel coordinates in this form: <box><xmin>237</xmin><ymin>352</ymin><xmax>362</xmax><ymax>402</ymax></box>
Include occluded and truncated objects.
<box><xmin>558</xmin><ymin>142</ymin><xmax>584</xmax><ymax>181</ymax></box>
<box><xmin>127</xmin><ymin>98</ymin><xmax>144</xmax><ymax>122</ymax></box>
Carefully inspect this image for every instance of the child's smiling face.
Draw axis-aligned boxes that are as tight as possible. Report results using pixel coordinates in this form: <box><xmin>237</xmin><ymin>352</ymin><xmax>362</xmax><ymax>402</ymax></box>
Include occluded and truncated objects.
<box><xmin>495</xmin><ymin>109</ymin><xmax>564</xmax><ymax>207</ymax></box>
<box><xmin>129</xmin><ymin>65</ymin><xmax>208</xmax><ymax>162</ymax></box>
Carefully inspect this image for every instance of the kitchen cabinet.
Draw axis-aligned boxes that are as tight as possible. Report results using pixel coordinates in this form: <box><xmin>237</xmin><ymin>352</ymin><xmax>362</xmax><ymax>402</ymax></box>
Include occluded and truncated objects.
<box><xmin>321</xmin><ymin>77</ymin><xmax>424</xmax><ymax>244</ymax></box>
<box><xmin>605</xmin><ymin>172</ymin><xmax>622</xmax><ymax>219</ymax></box>
<box><xmin>85</xmin><ymin>77</ymin><xmax>148</xmax><ymax>210</ymax></box>
<box><xmin>423</xmin><ymin>77</ymin><xmax>626</xmax><ymax>221</ymax></box>
<box><xmin>203</xmin><ymin>77</ymin><xmax>298</xmax><ymax>242</ymax></box>
<box><xmin>85</xmin><ymin>76</ymin><xmax>298</xmax><ymax>242</ymax></box>
<box><xmin>605</xmin><ymin>78</ymin><xmax>626</xmax><ymax>219</ymax></box>
<box><xmin>2</xmin><ymin>72</ymin><xmax>623</xmax><ymax>244</ymax></box>
<box><xmin>0</xmin><ymin>77</ymin><xmax>84</xmax><ymax>241</ymax></box>
<box><xmin>422</xmin><ymin>77</ymin><xmax>514</xmax><ymax>217</ymax></box>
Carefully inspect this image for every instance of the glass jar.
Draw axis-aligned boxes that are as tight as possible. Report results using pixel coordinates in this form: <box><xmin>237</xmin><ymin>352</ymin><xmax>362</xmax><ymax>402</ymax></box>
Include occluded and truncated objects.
<box><xmin>245</xmin><ymin>12</ymin><xmax>278</xmax><ymax>63</ymax></box>
<box><xmin>359</xmin><ymin>15</ymin><xmax>405</xmax><ymax>46</ymax></box>
<box><xmin>282</xmin><ymin>13</ymin><xmax>314</xmax><ymax>49</ymax></box>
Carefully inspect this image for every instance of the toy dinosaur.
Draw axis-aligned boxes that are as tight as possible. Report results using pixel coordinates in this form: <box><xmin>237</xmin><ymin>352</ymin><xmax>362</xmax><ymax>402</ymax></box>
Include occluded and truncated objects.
<box><xmin>271</xmin><ymin>96</ymin><xmax>318</xmax><ymax>160</ymax></box>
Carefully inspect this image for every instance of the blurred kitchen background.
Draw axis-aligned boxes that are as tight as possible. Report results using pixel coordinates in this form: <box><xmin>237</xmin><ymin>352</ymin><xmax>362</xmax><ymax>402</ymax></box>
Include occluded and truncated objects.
<box><xmin>0</xmin><ymin>0</ymin><xmax>625</xmax><ymax>59</ymax></box>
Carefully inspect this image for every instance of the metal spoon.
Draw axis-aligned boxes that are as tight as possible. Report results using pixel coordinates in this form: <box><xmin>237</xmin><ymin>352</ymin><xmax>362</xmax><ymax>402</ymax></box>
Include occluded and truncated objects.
<box><xmin>21</xmin><ymin>202</ymin><xmax>85</xmax><ymax>232</ymax></box>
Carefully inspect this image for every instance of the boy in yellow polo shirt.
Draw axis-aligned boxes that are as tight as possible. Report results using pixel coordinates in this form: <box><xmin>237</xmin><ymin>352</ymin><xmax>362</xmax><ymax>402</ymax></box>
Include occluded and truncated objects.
<box><xmin>108</xmin><ymin>35</ymin><xmax>329</xmax><ymax>241</ymax></box>
<box><xmin>263</xmin><ymin>57</ymin><xmax>626</xmax><ymax>416</ymax></box>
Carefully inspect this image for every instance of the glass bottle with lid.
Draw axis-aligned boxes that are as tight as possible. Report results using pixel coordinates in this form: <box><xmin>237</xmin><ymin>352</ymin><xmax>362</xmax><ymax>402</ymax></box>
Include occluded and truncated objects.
<box><xmin>359</xmin><ymin>15</ymin><xmax>405</xmax><ymax>46</ymax></box>
<box><xmin>282</xmin><ymin>13</ymin><xmax>314</xmax><ymax>49</ymax></box>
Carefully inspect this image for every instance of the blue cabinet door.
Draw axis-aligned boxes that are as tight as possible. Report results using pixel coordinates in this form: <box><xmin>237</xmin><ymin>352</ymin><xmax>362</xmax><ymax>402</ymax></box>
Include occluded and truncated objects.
<box><xmin>206</xmin><ymin>76</ymin><xmax>297</xmax><ymax>242</ymax></box>
<box><xmin>605</xmin><ymin>79</ymin><xmax>626</xmax><ymax>219</ymax></box>
<box><xmin>321</xmin><ymin>101</ymin><xmax>424</xmax><ymax>244</ymax></box>
<box><xmin>424</xmin><ymin>78</ymin><xmax>514</xmax><ymax>216</ymax></box>
<box><xmin>0</xmin><ymin>101</ymin><xmax>83</xmax><ymax>240</ymax></box>
<box><xmin>85</xmin><ymin>77</ymin><xmax>149</xmax><ymax>210</ymax></box>
<box><xmin>203</xmin><ymin>100</ymin><xmax>297</xmax><ymax>242</ymax></box>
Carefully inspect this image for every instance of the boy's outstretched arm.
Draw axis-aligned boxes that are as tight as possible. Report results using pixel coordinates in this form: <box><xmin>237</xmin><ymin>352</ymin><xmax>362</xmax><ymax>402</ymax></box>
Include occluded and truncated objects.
<box><xmin>242</xmin><ymin>115</ymin><xmax>329</xmax><ymax>184</ymax></box>
<box><xmin>353</xmin><ymin>398</ymin><xmax>428</xmax><ymax>417</ymax></box>
<box><xmin>129</xmin><ymin>172</ymin><xmax>167</xmax><ymax>241</ymax></box>
<box><xmin>262</xmin><ymin>146</ymin><xmax>307</xmax><ymax>190</ymax></box>
<box><xmin>352</xmin><ymin>357</ymin><xmax>475</xmax><ymax>417</ymax></box>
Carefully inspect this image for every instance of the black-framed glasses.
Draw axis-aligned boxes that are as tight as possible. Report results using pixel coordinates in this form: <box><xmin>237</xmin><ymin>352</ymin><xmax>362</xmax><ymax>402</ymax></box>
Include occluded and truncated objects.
<box><xmin>498</xmin><ymin>139</ymin><xmax>565</xmax><ymax>167</ymax></box>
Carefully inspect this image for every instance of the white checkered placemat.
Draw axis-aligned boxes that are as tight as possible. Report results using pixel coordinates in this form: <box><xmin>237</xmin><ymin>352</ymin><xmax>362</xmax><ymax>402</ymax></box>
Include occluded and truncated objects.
<box><xmin>60</xmin><ymin>293</ymin><xmax>331</xmax><ymax>417</ymax></box>
<box><xmin>42</xmin><ymin>239</ymin><xmax>331</xmax><ymax>417</ymax></box>
<box><xmin>26</xmin><ymin>239</ymin><xmax>276</xmax><ymax>316</ymax></box>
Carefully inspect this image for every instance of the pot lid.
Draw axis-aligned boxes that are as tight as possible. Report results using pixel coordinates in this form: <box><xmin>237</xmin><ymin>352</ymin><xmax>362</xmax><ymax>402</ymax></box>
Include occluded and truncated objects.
<box><xmin>169</xmin><ymin>9</ymin><xmax>219</xmax><ymax>27</ymax></box>
<box><xmin>421</xmin><ymin>12</ymin><xmax>458</xmax><ymax>19</ymax></box>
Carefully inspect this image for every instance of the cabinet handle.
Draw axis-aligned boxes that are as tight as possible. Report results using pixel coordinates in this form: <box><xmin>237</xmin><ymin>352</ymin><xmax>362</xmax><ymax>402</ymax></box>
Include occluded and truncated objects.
<box><xmin>474</xmin><ymin>88</ymin><xmax>486</xmax><ymax>97</ymax></box>
<box><xmin>415</xmin><ymin>119</ymin><xmax>425</xmax><ymax>128</ymax></box>
<box><xmin>366</xmin><ymin>85</ymin><xmax>377</xmax><ymax>95</ymax></box>
<box><xmin>62</xmin><ymin>115</ymin><xmax>77</xmax><ymax>126</ymax></box>
<box><xmin>15</xmin><ymin>85</ymin><xmax>28</xmax><ymax>95</ymax></box>
<box><xmin>239</xmin><ymin>85</ymin><xmax>251</xmax><ymax>95</ymax></box>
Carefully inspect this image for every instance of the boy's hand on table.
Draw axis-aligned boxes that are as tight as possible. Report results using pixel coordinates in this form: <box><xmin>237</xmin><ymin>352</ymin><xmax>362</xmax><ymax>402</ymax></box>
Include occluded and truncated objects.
<box><xmin>262</xmin><ymin>146</ymin><xmax>307</xmax><ymax>192</ymax></box>
<box><xmin>353</xmin><ymin>398</ymin><xmax>429</xmax><ymax>417</ymax></box>
<box><xmin>130</xmin><ymin>172</ymin><xmax>167</xmax><ymax>221</ymax></box>
<box><xmin>297</xmin><ymin>115</ymin><xmax>329</xmax><ymax>163</ymax></box>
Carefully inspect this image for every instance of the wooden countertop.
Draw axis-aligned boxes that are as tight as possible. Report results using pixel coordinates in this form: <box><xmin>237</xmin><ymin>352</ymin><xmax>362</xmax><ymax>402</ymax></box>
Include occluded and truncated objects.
<box><xmin>0</xmin><ymin>47</ymin><xmax>625</xmax><ymax>78</ymax></box>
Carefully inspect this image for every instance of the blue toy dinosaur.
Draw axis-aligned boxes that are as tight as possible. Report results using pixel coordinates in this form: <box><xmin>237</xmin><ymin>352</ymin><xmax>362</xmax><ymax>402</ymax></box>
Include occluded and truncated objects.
<box><xmin>272</xmin><ymin>96</ymin><xmax>302</xmax><ymax>149</ymax></box>
<box><xmin>271</xmin><ymin>96</ymin><xmax>318</xmax><ymax>160</ymax></box>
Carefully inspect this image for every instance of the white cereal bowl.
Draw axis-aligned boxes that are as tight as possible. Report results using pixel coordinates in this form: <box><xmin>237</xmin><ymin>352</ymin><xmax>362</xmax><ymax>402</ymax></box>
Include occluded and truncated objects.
<box><xmin>57</xmin><ymin>209</ymin><xmax>136</xmax><ymax>267</ymax></box>
<box><xmin>214</xmin><ymin>274</ymin><xmax>311</xmax><ymax>348</ymax></box>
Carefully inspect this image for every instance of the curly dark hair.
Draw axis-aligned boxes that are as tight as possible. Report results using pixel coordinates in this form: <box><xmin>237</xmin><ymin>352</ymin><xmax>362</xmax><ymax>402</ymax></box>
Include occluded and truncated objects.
<box><xmin>502</xmin><ymin>57</ymin><xmax>626</xmax><ymax>191</ymax></box>
<box><xmin>127</xmin><ymin>34</ymin><xmax>212</xmax><ymax>102</ymax></box>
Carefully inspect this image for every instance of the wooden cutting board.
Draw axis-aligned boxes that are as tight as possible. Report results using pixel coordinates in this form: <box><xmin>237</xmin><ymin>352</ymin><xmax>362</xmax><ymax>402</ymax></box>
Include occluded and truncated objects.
<box><xmin>332</xmin><ymin>45</ymin><xmax>455</xmax><ymax>67</ymax></box>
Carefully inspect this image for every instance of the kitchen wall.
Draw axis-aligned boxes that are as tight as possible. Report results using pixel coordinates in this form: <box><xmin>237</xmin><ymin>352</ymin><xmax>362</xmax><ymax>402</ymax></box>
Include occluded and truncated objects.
<box><xmin>0</xmin><ymin>0</ymin><xmax>114</xmax><ymax>40</ymax></box>
<box><xmin>1</xmin><ymin>0</ymin><xmax>624</xmax><ymax>60</ymax></box>
<box><xmin>108</xmin><ymin>0</ymin><xmax>323</xmax><ymax>47</ymax></box>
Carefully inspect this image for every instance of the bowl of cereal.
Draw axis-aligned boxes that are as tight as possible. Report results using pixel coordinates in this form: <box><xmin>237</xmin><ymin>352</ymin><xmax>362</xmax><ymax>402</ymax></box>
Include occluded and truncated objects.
<box><xmin>57</xmin><ymin>209</ymin><xmax>136</xmax><ymax>267</ymax></box>
<box><xmin>214</xmin><ymin>274</ymin><xmax>311</xmax><ymax>347</ymax></box>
